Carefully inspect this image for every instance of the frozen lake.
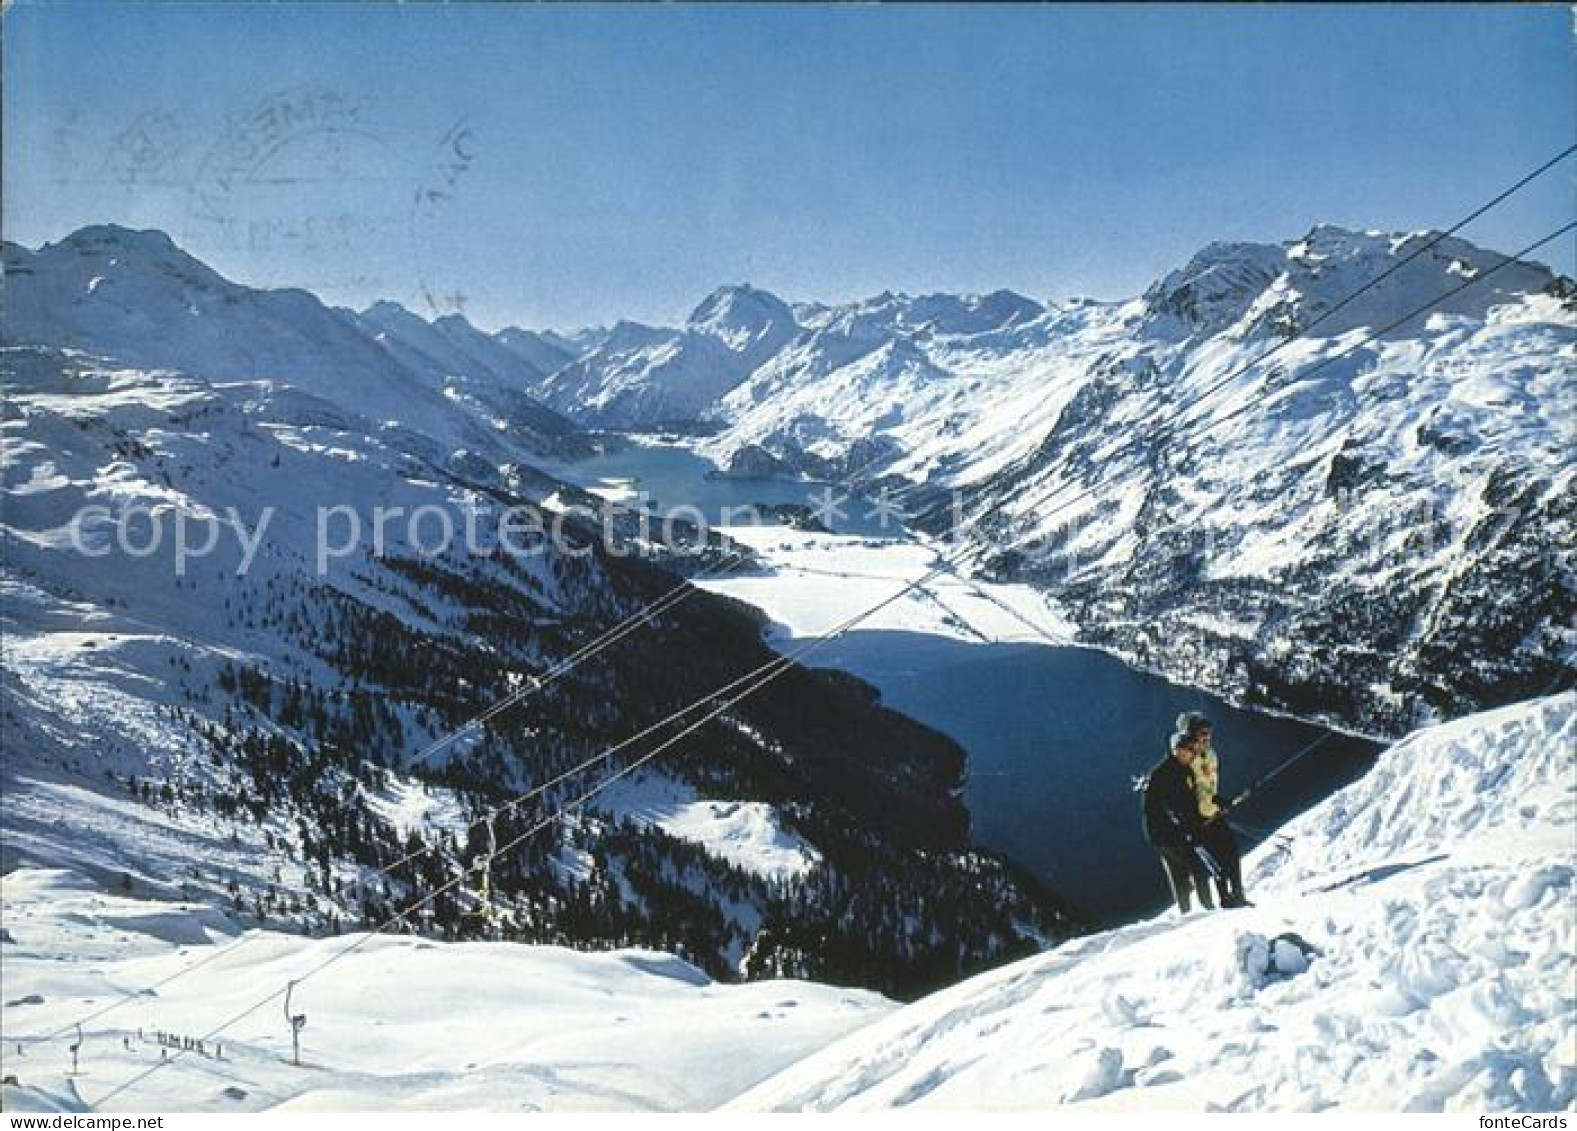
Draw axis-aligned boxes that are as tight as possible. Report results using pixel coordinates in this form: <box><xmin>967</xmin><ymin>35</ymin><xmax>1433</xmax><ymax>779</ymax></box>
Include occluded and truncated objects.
<box><xmin>544</xmin><ymin>435</ymin><xmax>902</xmax><ymax>539</ymax></box>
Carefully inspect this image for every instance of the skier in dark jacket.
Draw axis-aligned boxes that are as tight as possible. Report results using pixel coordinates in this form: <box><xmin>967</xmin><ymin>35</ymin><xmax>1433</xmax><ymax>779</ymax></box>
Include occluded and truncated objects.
<box><xmin>1142</xmin><ymin>730</ymin><xmax>1218</xmax><ymax>913</ymax></box>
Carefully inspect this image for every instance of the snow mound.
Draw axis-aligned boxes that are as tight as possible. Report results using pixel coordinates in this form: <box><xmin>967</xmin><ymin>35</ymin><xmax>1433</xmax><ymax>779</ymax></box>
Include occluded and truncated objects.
<box><xmin>730</xmin><ymin>693</ymin><xmax>1577</xmax><ymax>1112</ymax></box>
<box><xmin>1235</xmin><ymin>931</ymin><xmax>1319</xmax><ymax>989</ymax></box>
<box><xmin>1251</xmin><ymin>692</ymin><xmax>1577</xmax><ymax>892</ymax></box>
<box><xmin>594</xmin><ymin>772</ymin><xmax>822</xmax><ymax>882</ymax></box>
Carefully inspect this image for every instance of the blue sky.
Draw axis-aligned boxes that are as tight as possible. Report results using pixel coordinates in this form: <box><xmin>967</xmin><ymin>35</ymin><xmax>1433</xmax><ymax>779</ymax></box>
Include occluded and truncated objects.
<box><xmin>5</xmin><ymin>3</ymin><xmax>1572</xmax><ymax>330</ymax></box>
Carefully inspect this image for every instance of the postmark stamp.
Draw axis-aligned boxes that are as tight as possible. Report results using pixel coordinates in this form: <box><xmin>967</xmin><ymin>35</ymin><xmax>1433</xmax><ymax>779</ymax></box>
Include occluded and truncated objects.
<box><xmin>182</xmin><ymin>88</ymin><xmax>406</xmax><ymax>301</ymax></box>
<box><xmin>112</xmin><ymin>86</ymin><xmax>482</xmax><ymax>312</ymax></box>
<box><xmin>35</xmin><ymin>87</ymin><xmax>478</xmax><ymax>313</ymax></box>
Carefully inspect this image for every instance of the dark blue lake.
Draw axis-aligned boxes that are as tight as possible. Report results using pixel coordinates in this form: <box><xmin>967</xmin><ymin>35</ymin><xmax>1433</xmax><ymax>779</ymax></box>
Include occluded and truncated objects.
<box><xmin>809</xmin><ymin>630</ymin><xmax>1381</xmax><ymax>923</ymax></box>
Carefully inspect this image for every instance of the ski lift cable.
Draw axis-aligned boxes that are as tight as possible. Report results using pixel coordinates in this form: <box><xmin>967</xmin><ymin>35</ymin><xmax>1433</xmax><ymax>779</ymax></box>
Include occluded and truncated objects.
<box><xmin>191</xmin><ymin>132</ymin><xmax>1577</xmax><ymax>812</ymax></box>
<box><xmin>943</xmin><ymin>227</ymin><xmax>1577</xmax><ymax>577</ymax></box>
<box><xmin>26</xmin><ymin>149</ymin><xmax>1574</xmax><ymax>1055</ymax></box>
<box><xmin>886</xmin><ymin>142</ymin><xmax>1577</xmax><ymax>644</ymax></box>
<box><xmin>16</xmin><ymin>551</ymin><xmax>818</xmax><ymax>1050</ymax></box>
<box><xmin>875</xmin><ymin>140</ymin><xmax>1577</xmax><ymax>522</ymax></box>
<box><xmin>910</xmin><ymin>219</ymin><xmax>1572</xmax><ymax>820</ymax></box>
<box><xmin>97</xmin><ymin>520</ymin><xmax>997</xmax><ymax>1103</ymax></box>
<box><xmin>373</xmin><ymin>554</ymin><xmax>949</xmax><ymax>878</ymax></box>
<box><xmin>1159</xmin><ymin>141</ymin><xmax>1576</xmax><ymax>439</ymax></box>
<box><xmin>14</xmin><ymin>463</ymin><xmax>899</xmax><ymax>1049</ymax></box>
<box><xmin>86</xmin><ymin>216</ymin><xmax>1576</xmax><ymax>1106</ymax></box>
<box><xmin>397</xmin><ymin>550</ymin><xmax>743</xmax><ymax>770</ymax></box>
<box><xmin>1222</xmin><ymin>731</ymin><xmax>1341</xmax><ymax>813</ymax></box>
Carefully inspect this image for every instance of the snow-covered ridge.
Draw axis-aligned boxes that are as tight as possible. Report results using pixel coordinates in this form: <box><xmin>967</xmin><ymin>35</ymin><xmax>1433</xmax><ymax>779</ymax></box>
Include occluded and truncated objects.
<box><xmin>729</xmin><ymin>692</ymin><xmax>1577</xmax><ymax>1112</ymax></box>
<box><xmin>2</xmin><ymin>225</ymin><xmax>586</xmax><ymax>459</ymax></box>
<box><xmin>1145</xmin><ymin>225</ymin><xmax>1562</xmax><ymax>338</ymax></box>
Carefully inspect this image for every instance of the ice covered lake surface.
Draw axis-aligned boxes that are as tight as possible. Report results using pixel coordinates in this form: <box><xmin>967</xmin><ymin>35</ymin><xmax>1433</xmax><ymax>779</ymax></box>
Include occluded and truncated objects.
<box><xmin>543</xmin><ymin>433</ymin><xmax>901</xmax><ymax>538</ymax></box>
<box><xmin>550</xmin><ymin>437</ymin><xmax>1383</xmax><ymax>923</ymax></box>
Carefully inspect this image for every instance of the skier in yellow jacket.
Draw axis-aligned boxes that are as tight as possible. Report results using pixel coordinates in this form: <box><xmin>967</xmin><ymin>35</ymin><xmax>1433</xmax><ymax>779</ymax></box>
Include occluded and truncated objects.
<box><xmin>1174</xmin><ymin>711</ymin><xmax>1249</xmax><ymax>908</ymax></box>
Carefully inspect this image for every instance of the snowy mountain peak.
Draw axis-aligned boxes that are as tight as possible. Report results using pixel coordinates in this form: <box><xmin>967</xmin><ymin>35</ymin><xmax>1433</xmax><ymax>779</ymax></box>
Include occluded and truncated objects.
<box><xmin>686</xmin><ymin>284</ymin><xmax>799</xmax><ymax>356</ymax></box>
<box><xmin>7</xmin><ymin>224</ymin><xmax>228</xmax><ymax>298</ymax></box>
<box><xmin>53</xmin><ymin>223</ymin><xmax>185</xmax><ymax>259</ymax></box>
<box><xmin>1145</xmin><ymin>225</ymin><xmax>1564</xmax><ymax>338</ymax></box>
<box><xmin>1143</xmin><ymin>239</ymin><xmax>1289</xmax><ymax>334</ymax></box>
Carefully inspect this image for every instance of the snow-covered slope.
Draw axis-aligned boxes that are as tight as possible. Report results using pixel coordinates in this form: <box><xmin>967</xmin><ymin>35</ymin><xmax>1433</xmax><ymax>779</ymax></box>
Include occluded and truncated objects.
<box><xmin>730</xmin><ymin>691</ymin><xmax>1577</xmax><ymax>1112</ymax></box>
<box><xmin>9</xmin><ymin>693</ymin><xmax>1566</xmax><ymax>1113</ymax></box>
<box><xmin>537</xmin><ymin>285</ymin><xmax>798</xmax><ymax>428</ymax></box>
<box><xmin>0</xmin><ymin>868</ymin><xmax>891</xmax><ymax>1113</ymax></box>
<box><xmin>695</xmin><ymin>227</ymin><xmax>1575</xmax><ymax>736</ymax></box>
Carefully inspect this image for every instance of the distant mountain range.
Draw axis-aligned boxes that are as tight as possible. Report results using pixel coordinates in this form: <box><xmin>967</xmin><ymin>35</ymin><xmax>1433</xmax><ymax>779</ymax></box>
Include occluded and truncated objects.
<box><xmin>512</xmin><ymin>224</ymin><xmax>1574</xmax><ymax>736</ymax></box>
<box><xmin>2</xmin><ymin>226</ymin><xmax>593</xmax><ymax>460</ymax></box>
